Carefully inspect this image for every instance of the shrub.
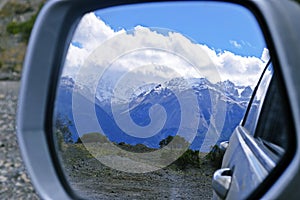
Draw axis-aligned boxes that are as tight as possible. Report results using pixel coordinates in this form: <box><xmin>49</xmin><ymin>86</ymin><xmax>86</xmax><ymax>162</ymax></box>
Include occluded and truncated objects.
<box><xmin>6</xmin><ymin>14</ymin><xmax>37</xmax><ymax>42</ymax></box>
<box><xmin>173</xmin><ymin>149</ymin><xmax>200</xmax><ymax>169</ymax></box>
<box><xmin>55</xmin><ymin>115</ymin><xmax>73</xmax><ymax>143</ymax></box>
<box><xmin>75</xmin><ymin>137</ymin><xmax>82</xmax><ymax>144</ymax></box>
<box><xmin>6</xmin><ymin>2</ymin><xmax>44</xmax><ymax>43</ymax></box>
<box><xmin>159</xmin><ymin>135</ymin><xmax>174</xmax><ymax>148</ymax></box>
<box><xmin>159</xmin><ymin>135</ymin><xmax>200</xmax><ymax>169</ymax></box>
<box><xmin>206</xmin><ymin>145</ymin><xmax>224</xmax><ymax>168</ymax></box>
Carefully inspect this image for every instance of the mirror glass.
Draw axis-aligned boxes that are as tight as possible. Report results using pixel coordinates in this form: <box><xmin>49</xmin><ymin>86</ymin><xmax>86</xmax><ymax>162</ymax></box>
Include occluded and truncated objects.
<box><xmin>53</xmin><ymin>2</ymin><xmax>270</xmax><ymax>199</ymax></box>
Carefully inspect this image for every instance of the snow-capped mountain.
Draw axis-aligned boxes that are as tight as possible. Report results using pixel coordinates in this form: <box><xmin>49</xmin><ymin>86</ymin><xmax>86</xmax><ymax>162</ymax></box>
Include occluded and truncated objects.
<box><xmin>55</xmin><ymin>76</ymin><xmax>252</xmax><ymax>151</ymax></box>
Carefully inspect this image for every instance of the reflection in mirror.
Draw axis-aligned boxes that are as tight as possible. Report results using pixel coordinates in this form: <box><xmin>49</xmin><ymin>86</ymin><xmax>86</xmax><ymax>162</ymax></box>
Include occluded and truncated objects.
<box><xmin>53</xmin><ymin>2</ymin><xmax>269</xmax><ymax>199</ymax></box>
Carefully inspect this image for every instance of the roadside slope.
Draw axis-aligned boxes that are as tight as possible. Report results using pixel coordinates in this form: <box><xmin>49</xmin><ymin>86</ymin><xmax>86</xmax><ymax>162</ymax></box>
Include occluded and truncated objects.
<box><xmin>0</xmin><ymin>0</ymin><xmax>45</xmax><ymax>80</ymax></box>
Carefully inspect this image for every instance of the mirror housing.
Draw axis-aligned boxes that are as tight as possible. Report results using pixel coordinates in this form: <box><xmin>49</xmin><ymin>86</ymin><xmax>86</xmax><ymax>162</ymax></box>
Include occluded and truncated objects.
<box><xmin>17</xmin><ymin>0</ymin><xmax>300</xmax><ymax>199</ymax></box>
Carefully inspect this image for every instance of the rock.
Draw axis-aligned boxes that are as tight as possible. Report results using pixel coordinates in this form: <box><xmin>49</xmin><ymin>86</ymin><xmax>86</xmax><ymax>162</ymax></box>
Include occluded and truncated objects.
<box><xmin>241</xmin><ymin>86</ymin><xmax>253</xmax><ymax>98</ymax></box>
<box><xmin>0</xmin><ymin>175</ymin><xmax>8</xmax><ymax>182</ymax></box>
<box><xmin>21</xmin><ymin>173</ymin><xmax>30</xmax><ymax>183</ymax></box>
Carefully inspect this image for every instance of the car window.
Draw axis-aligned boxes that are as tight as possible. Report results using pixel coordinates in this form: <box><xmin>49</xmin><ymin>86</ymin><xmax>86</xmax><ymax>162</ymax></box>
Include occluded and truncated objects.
<box><xmin>243</xmin><ymin>63</ymin><xmax>273</xmax><ymax>135</ymax></box>
<box><xmin>254</xmin><ymin>72</ymin><xmax>291</xmax><ymax>157</ymax></box>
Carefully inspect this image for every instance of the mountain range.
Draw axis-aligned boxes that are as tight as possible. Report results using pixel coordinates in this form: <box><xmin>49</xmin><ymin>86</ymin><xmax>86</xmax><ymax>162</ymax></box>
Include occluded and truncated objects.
<box><xmin>55</xmin><ymin>76</ymin><xmax>252</xmax><ymax>152</ymax></box>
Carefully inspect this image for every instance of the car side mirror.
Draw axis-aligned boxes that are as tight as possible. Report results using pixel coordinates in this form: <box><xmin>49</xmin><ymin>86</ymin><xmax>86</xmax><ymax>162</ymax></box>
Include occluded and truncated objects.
<box><xmin>17</xmin><ymin>0</ymin><xmax>300</xmax><ymax>199</ymax></box>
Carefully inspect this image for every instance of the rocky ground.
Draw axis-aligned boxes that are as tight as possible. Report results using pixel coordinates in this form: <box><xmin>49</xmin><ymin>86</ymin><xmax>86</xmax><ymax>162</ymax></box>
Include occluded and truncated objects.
<box><xmin>59</xmin><ymin>142</ymin><xmax>218</xmax><ymax>199</ymax></box>
<box><xmin>0</xmin><ymin>81</ymin><xmax>39</xmax><ymax>199</ymax></box>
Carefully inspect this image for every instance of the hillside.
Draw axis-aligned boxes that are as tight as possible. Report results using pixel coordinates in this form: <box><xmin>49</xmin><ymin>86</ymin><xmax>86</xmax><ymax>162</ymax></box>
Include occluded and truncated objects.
<box><xmin>0</xmin><ymin>0</ymin><xmax>45</xmax><ymax>80</ymax></box>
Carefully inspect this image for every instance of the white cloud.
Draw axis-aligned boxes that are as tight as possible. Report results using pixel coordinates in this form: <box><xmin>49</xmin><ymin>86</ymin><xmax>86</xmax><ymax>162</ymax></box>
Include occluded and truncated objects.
<box><xmin>62</xmin><ymin>13</ymin><xmax>268</xmax><ymax>88</ymax></box>
<box><xmin>229</xmin><ymin>40</ymin><xmax>242</xmax><ymax>49</ymax></box>
<box><xmin>72</xmin><ymin>13</ymin><xmax>125</xmax><ymax>51</ymax></box>
<box><xmin>261</xmin><ymin>48</ymin><xmax>270</xmax><ymax>63</ymax></box>
<box><xmin>62</xmin><ymin>13</ymin><xmax>125</xmax><ymax>77</ymax></box>
<box><xmin>193</xmin><ymin>45</ymin><xmax>267</xmax><ymax>87</ymax></box>
<box><xmin>215</xmin><ymin>51</ymin><xmax>265</xmax><ymax>86</ymax></box>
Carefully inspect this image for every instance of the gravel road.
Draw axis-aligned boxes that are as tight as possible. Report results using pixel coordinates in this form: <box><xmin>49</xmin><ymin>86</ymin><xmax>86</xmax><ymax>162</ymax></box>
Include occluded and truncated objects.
<box><xmin>0</xmin><ymin>81</ymin><xmax>39</xmax><ymax>199</ymax></box>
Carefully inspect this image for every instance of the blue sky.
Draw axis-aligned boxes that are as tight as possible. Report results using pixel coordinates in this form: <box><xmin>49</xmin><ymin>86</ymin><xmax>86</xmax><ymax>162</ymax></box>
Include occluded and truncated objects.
<box><xmin>95</xmin><ymin>2</ymin><xmax>266</xmax><ymax>58</ymax></box>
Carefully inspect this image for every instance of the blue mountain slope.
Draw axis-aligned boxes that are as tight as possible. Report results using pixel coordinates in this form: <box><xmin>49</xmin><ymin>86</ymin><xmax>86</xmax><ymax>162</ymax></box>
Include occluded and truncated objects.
<box><xmin>55</xmin><ymin>76</ymin><xmax>250</xmax><ymax>151</ymax></box>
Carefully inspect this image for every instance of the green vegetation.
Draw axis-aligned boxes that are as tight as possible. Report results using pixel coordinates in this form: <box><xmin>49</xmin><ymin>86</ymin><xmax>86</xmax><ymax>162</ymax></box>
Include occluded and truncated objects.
<box><xmin>55</xmin><ymin>115</ymin><xmax>73</xmax><ymax>143</ymax></box>
<box><xmin>0</xmin><ymin>1</ymin><xmax>46</xmax><ymax>77</ymax></box>
<box><xmin>117</xmin><ymin>142</ymin><xmax>156</xmax><ymax>153</ymax></box>
<box><xmin>159</xmin><ymin>135</ymin><xmax>190</xmax><ymax>149</ymax></box>
<box><xmin>6</xmin><ymin>13</ymin><xmax>37</xmax><ymax>42</ymax></box>
<box><xmin>58</xmin><ymin>124</ymin><xmax>222</xmax><ymax>171</ymax></box>
<box><xmin>159</xmin><ymin>135</ymin><xmax>174</xmax><ymax>148</ymax></box>
<box><xmin>206</xmin><ymin>144</ymin><xmax>224</xmax><ymax>168</ymax></box>
<box><xmin>159</xmin><ymin>135</ymin><xmax>201</xmax><ymax>169</ymax></box>
<box><xmin>173</xmin><ymin>149</ymin><xmax>200</xmax><ymax>169</ymax></box>
<box><xmin>5</xmin><ymin>2</ymin><xmax>44</xmax><ymax>43</ymax></box>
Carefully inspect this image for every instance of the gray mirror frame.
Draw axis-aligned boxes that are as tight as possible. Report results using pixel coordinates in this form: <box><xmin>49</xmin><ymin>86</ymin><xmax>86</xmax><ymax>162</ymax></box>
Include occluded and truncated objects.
<box><xmin>16</xmin><ymin>0</ymin><xmax>300</xmax><ymax>199</ymax></box>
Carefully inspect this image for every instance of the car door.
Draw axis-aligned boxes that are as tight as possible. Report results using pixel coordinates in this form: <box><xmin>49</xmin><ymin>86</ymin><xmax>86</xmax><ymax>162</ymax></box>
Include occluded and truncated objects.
<box><xmin>212</xmin><ymin>62</ymin><xmax>295</xmax><ymax>199</ymax></box>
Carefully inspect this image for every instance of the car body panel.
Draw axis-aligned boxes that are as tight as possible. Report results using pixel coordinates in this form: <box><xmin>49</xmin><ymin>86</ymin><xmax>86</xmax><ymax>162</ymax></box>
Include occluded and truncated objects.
<box><xmin>222</xmin><ymin>126</ymin><xmax>268</xmax><ymax>199</ymax></box>
<box><xmin>219</xmin><ymin>126</ymin><xmax>273</xmax><ymax>199</ymax></box>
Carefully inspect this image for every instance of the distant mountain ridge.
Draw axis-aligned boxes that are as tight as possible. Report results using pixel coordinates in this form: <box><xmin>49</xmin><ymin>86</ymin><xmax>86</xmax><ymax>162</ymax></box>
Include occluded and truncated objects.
<box><xmin>56</xmin><ymin>76</ymin><xmax>252</xmax><ymax>152</ymax></box>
